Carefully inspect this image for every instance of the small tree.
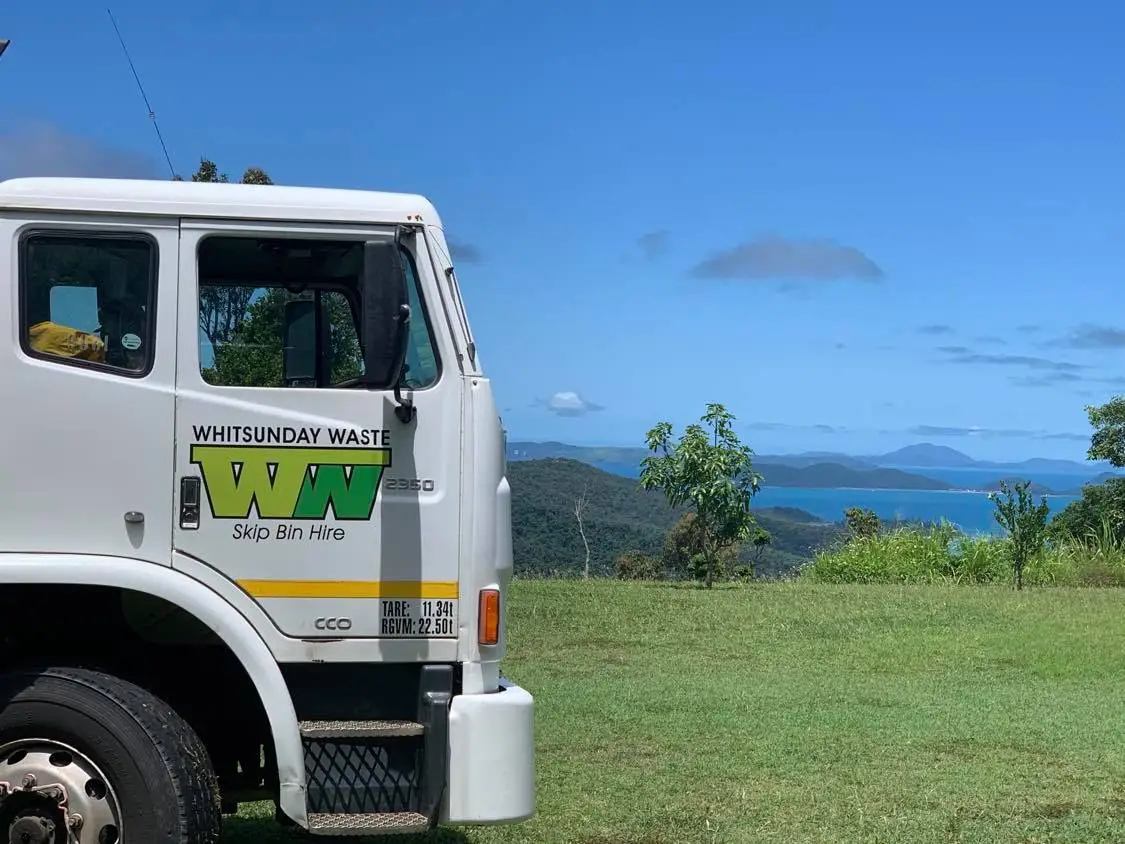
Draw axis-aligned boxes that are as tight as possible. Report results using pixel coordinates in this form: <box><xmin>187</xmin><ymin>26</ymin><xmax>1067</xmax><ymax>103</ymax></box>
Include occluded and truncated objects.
<box><xmin>1087</xmin><ymin>397</ymin><xmax>1125</xmax><ymax>467</ymax></box>
<box><xmin>639</xmin><ymin>403</ymin><xmax>763</xmax><ymax>589</ymax></box>
<box><xmin>1049</xmin><ymin>397</ymin><xmax>1125</xmax><ymax>546</ymax></box>
<box><xmin>988</xmin><ymin>480</ymin><xmax>1050</xmax><ymax>590</ymax></box>
<box><xmin>844</xmin><ymin>506</ymin><xmax>881</xmax><ymax>540</ymax></box>
<box><xmin>573</xmin><ymin>484</ymin><xmax>591</xmax><ymax>579</ymax></box>
<box><xmin>748</xmin><ymin>526</ymin><xmax>772</xmax><ymax>573</ymax></box>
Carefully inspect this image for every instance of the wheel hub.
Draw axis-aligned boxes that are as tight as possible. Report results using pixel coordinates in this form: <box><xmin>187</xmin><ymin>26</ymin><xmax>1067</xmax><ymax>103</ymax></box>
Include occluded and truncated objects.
<box><xmin>9</xmin><ymin>813</ymin><xmax>54</xmax><ymax>844</ymax></box>
<box><xmin>0</xmin><ymin>740</ymin><xmax>121</xmax><ymax>844</ymax></box>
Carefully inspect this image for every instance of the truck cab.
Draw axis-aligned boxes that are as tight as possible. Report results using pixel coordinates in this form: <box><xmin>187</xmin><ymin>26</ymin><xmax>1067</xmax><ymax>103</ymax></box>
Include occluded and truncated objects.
<box><xmin>0</xmin><ymin>177</ymin><xmax>532</xmax><ymax>841</ymax></box>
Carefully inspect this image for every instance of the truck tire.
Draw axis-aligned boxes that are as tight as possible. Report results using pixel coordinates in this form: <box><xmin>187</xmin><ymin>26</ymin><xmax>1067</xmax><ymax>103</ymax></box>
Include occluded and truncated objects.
<box><xmin>0</xmin><ymin>666</ymin><xmax>221</xmax><ymax>844</ymax></box>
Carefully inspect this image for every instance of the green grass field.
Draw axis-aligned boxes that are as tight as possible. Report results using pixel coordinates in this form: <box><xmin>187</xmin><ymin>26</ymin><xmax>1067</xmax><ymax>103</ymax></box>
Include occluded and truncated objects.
<box><xmin>224</xmin><ymin>579</ymin><xmax>1125</xmax><ymax>843</ymax></box>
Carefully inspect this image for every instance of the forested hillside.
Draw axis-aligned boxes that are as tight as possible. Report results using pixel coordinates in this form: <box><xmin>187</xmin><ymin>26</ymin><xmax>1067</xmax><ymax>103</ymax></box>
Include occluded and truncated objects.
<box><xmin>508</xmin><ymin>458</ymin><xmax>845</xmax><ymax>578</ymax></box>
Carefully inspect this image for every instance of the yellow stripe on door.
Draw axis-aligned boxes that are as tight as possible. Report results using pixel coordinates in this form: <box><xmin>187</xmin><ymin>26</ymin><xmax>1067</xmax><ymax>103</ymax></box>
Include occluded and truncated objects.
<box><xmin>237</xmin><ymin>580</ymin><xmax>459</xmax><ymax>600</ymax></box>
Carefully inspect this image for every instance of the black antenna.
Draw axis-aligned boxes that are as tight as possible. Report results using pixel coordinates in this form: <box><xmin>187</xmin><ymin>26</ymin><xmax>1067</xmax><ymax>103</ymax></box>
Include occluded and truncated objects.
<box><xmin>106</xmin><ymin>8</ymin><xmax>177</xmax><ymax>179</ymax></box>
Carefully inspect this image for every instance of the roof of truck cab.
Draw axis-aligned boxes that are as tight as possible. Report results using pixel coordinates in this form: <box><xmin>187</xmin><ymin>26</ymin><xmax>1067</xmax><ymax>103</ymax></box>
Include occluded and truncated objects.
<box><xmin>0</xmin><ymin>177</ymin><xmax>443</xmax><ymax>227</ymax></box>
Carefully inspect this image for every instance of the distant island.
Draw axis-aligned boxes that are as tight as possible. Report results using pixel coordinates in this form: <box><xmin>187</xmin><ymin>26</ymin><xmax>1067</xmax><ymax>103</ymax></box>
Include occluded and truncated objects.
<box><xmin>754</xmin><ymin>462</ymin><xmax>952</xmax><ymax>491</ymax></box>
<box><xmin>507</xmin><ymin>440</ymin><xmax>1123</xmax><ymax>495</ymax></box>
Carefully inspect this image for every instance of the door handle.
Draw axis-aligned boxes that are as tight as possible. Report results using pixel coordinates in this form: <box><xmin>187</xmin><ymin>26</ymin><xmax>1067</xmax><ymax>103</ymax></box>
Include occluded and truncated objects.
<box><xmin>180</xmin><ymin>476</ymin><xmax>201</xmax><ymax>530</ymax></box>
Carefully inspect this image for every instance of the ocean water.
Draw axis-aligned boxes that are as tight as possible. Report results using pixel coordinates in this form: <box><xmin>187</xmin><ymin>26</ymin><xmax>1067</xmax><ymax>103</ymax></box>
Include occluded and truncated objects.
<box><xmin>884</xmin><ymin>465</ymin><xmax>1106</xmax><ymax>494</ymax></box>
<box><xmin>589</xmin><ymin>460</ymin><xmax>1083</xmax><ymax>536</ymax></box>
<box><xmin>749</xmin><ymin>487</ymin><xmax>1080</xmax><ymax>536</ymax></box>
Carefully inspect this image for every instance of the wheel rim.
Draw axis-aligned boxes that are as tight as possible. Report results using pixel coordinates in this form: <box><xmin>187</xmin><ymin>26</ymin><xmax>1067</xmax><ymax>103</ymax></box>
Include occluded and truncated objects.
<box><xmin>0</xmin><ymin>739</ymin><xmax>122</xmax><ymax>844</ymax></box>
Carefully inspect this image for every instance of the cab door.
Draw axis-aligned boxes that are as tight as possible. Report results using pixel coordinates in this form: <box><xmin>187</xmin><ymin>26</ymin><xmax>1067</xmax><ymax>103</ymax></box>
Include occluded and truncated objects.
<box><xmin>0</xmin><ymin>214</ymin><xmax>178</xmax><ymax>565</ymax></box>
<box><xmin>171</xmin><ymin>219</ymin><xmax>462</xmax><ymax>640</ymax></box>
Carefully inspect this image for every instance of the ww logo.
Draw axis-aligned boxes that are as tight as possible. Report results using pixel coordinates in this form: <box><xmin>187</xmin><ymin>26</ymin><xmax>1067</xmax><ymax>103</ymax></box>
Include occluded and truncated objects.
<box><xmin>190</xmin><ymin>445</ymin><xmax>392</xmax><ymax>520</ymax></box>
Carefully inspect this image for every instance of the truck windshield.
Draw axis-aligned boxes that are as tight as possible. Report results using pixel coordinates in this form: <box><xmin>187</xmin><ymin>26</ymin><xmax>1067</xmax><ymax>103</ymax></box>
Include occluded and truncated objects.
<box><xmin>196</xmin><ymin>235</ymin><xmax>439</xmax><ymax>390</ymax></box>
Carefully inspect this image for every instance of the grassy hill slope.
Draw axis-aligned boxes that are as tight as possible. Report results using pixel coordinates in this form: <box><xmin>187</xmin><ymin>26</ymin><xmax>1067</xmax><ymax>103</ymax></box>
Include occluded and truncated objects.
<box><xmin>228</xmin><ymin>579</ymin><xmax>1125</xmax><ymax>842</ymax></box>
<box><xmin>488</xmin><ymin>580</ymin><xmax>1125</xmax><ymax>843</ymax></box>
<box><xmin>508</xmin><ymin>458</ymin><xmax>844</xmax><ymax>578</ymax></box>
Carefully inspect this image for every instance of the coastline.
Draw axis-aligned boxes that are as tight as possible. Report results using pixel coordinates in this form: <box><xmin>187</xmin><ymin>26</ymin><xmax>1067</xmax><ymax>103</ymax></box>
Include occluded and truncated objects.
<box><xmin>748</xmin><ymin>485</ymin><xmax>1081</xmax><ymax>535</ymax></box>
<box><xmin>774</xmin><ymin>485</ymin><xmax>1079</xmax><ymax>497</ymax></box>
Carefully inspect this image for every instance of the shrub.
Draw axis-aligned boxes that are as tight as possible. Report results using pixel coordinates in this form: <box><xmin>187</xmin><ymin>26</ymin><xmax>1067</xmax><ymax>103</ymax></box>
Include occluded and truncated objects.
<box><xmin>661</xmin><ymin>512</ymin><xmax>740</xmax><ymax>583</ymax></box>
<box><xmin>615</xmin><ymin>551</ymin><xmax>664</xmax><ymax>580</ymax></box>
<box><xmin>844</xmin><ymin>507</ymin><xmax>881</xmax><ymax>539</ymax></box>
<box><xmin>802</xmin><ymin>514</ymin><xmax>1125</xmax><ymax>588</ymax></box>
<box><xmin>806</xmin><ymin>521</ymin><xmax>1010</xmax><ymax>585</ymax></box>
<box><xmin>731</xmin><ymin>564</ymin><xmax>755</xmax><ymax>582</ymax></box>
<box><xmin>1049</xmin><ymin>477</ymin><xmax>1125</xmax><ymax>546</ymax></box>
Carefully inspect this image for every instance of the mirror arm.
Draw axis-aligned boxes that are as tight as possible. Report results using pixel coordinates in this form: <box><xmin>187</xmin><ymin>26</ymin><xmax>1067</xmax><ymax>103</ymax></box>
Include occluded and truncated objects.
<box><xmin>390</xmin><ymin>225</ymin><xmax>419</xmax><ymax>424</ymax></box>
<box><xmin>392</xmin><ymin>302</ymin><xmax>415</xmax><ymax>424</ymax></box>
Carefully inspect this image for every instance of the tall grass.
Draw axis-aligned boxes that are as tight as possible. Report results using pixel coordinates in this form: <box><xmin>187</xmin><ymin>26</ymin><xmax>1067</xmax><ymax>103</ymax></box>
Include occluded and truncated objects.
<box><xmin>804</xmin><ymin>518</ymin><xmax>1125</xmax><ymax>587</ymax></box>
<box><xmin>1040</xmin><ymin>515</ymin><xmax>1125</xmax><ymax>587</ymax></box>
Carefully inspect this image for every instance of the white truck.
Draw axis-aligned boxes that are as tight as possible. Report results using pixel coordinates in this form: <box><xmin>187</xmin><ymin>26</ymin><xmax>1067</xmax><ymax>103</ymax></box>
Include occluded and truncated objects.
<box><xmin>0</xmin><ymin>176</ymin><xmax>533</xmax><ymax>842</ymax></box>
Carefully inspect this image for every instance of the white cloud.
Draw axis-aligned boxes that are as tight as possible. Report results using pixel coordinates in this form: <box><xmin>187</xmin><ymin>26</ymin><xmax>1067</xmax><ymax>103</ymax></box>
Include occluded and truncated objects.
<box><xmin>539</xmin><ymin>391</ymin><xmax>604</xmax><ymax>417</ymax></box>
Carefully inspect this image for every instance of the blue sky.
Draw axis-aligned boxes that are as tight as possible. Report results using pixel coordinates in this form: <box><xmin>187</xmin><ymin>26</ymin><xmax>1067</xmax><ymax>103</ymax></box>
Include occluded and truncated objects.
<box><xmin>3</xmin><ymin>0</ymin><xmax>1124</xmax><ymax>462</ymax></box>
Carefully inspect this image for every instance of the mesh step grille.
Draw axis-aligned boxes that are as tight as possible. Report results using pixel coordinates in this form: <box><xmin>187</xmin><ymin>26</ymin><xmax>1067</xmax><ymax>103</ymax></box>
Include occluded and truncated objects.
<box><xmin>307</xmin><ymin>812</ymin><xmax>430</xmax><ymax>836</ymax></box>
<box><xmin>300</xmin><ymin>719</ymin><xmax>424</xmax><ymax>738</ymax></box>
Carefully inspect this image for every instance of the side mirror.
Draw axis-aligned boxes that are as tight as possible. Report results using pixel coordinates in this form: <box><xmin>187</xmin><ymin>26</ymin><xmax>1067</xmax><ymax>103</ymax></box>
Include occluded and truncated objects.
<box><xmin>282</xmin><ymin>299</ymin><xmax>321</xmax><ymax>386</ymax></box>
<box><xmin>358</xmin><ymin>238</ymin><xmax>411</xmax><ymax>389</ymax></box>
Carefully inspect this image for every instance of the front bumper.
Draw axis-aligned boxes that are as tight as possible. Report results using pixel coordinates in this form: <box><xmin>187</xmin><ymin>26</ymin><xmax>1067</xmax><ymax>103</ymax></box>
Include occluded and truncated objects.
<box><xmin>442</xmin><ymin>677</ymin><xmax>534</xmax><ymax>824</ymax></box>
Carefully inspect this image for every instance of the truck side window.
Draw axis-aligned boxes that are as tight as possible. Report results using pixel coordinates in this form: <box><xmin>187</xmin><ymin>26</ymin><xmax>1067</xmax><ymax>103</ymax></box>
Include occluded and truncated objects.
<box><xmin>19</xmin><ymin>231</ymin><xmax>156</xmax><ymax>375</ymax></box>
<box><xmin>197</xmin><ymin>235</ymin><xmax>440</xmax><ymax>390</ymax></box>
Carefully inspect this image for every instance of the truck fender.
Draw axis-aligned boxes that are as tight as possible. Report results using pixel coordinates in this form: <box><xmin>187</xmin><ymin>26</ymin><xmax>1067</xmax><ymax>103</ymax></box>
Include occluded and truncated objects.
<box><xmin>0</xmin><ymin>553</ymin><xmax>307</xmax><ymax>827</ymax></box>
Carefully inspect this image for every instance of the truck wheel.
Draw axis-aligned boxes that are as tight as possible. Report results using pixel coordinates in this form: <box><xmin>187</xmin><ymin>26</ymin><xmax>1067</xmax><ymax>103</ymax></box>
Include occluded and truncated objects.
<box><xmin>0</xmin><ymin>666</ymin><xmax>221</xmax><ymax>844</ymax></box>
